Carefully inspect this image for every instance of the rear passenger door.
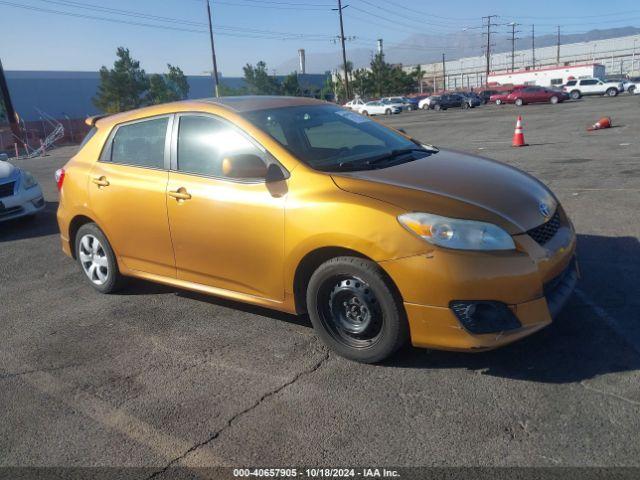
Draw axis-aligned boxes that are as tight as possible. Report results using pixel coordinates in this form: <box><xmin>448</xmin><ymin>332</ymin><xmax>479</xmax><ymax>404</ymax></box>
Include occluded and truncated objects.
<box><xmin>88</xmin><ymin>115</ymin><xmax>176</xmax><ymax>278</ymax></box>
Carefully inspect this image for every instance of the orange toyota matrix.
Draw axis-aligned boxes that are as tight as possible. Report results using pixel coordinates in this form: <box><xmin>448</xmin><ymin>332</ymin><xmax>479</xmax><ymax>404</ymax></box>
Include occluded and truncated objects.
<box><xmin>56</xmin><ymin>96</ymin><xmax>578</xmax><ymax>363</ymax></box>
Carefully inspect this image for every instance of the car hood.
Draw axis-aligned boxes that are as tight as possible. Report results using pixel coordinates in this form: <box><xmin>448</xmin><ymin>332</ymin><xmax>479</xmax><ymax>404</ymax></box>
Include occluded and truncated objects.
<box><xmin>0</xmin><ymin>161</ymin><xmax>18</xmax><ymax>181</ymax></box>
<box><xmin>330</xmin><ymin>148</ymin><xmax>557</xmax><ymax>234</ymax></box>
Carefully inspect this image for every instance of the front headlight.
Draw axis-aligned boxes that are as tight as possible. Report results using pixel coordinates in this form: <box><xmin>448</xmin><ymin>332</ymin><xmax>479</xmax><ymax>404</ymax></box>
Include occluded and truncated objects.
<box><xmin>21</xmin><ymin>171</ymin><xmax>38</xmax><ymax>190</ymax></box>
<box><xmin>398</xmin><ymin>212</ymin><xmax>515</xmax><ymax>251</ymax></box>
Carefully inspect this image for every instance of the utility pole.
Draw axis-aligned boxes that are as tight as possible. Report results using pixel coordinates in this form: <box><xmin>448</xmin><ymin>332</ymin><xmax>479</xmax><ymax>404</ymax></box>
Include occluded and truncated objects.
<box><xmin>531</xmin><ymin>24</ymin><xmax>536</xmax><ymax>69</ymax></box>
<box><xmin>0</xmin><ymin>58</ymin><xmax>21</xmax><ymax>143</ymax></box>
<box><xmin>205</xmin><ymin>0</ymin><xmax>220</xmax><ymax>97</ymax></box>
<box><xmin>509</xmin><ymin>22</ymin><xmax>520</xmax><ymax>72</ymax></box>
<box><xmin>442</xmin><ymin>53</ymin><xmax>446</xmax><ymax>92</ymax></box>
<box><xmin>556</xmin><ymin>25</ymin><xmax>561</xmax><ymax>65</ymax></box>
<box><xmin>482</xmin><ymin>15</ymin><xmax>498</xmax><ymax>86</ymax></box>
<box><xmin>333</xmin><ymin>0</ymin><xmax>350</xmax><ymax>100</ymax></box>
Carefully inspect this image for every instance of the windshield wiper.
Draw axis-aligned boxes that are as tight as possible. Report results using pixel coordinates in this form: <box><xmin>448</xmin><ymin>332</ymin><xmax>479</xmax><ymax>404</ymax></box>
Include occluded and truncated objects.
<box><xmin>364</xmin><ymin>147</ymin><xmax>431</xmax><ymax>166</ymax></box>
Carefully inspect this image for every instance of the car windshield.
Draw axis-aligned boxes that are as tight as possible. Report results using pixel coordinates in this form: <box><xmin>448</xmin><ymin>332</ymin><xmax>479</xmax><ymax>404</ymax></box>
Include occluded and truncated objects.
<box><xmin>244</xmin><ymin>104</ymin><xmax>435</xmax><ymax>172</ymax></box>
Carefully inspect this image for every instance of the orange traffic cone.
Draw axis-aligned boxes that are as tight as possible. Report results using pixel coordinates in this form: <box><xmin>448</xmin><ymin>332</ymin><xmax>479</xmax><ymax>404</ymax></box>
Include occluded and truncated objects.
<box><xmin>512</xmin><ymin>116</ymin><xmax>527</xmax><ymax>147</ymax></box>
<box><xmin>587</xmin><ymin>116</ymin><xmax>612</xmax><ymax>132</ymax></box>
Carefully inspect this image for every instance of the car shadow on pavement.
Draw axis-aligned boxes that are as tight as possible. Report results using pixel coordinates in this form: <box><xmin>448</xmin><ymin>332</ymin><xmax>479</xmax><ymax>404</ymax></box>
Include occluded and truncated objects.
<box><xmin>0</xmin><ymin>201</ymin><xmax>60</xmax><ymax>242</ymax></box>
<box><xmin>390</xmin><ymin>234</ymin><xmax>640</xmax><ymax>383</ymax></box>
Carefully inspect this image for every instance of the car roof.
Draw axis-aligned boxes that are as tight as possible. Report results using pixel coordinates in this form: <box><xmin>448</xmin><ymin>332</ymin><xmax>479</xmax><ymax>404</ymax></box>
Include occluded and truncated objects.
<box><xmin>94</xmin><ymin>95</ymin><xmax>328</xmax><ymax>128</ymax></box>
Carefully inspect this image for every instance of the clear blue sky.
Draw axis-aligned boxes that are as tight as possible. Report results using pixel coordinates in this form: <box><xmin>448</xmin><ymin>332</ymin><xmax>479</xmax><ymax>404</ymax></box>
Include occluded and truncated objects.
<box><xmin>1</xmin><ymin>0</ymin><xmax>639</xmax><ymax>76</ymax></box>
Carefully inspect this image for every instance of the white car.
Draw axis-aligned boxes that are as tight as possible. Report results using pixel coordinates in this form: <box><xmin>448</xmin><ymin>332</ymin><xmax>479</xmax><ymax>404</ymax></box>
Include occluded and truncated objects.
<box><xmin>344</xmin><ymin>99</ymin><xmax>366</xmax><ymax>111</ymax></box>
<box><xmin>380</xmin><ymin>97</ymin><xmax>417</xmax><ymax>111</ymax></box>
<box><xmin>418</xmin><ymin>95</ymin><xmax>440</xmax><ymax>110</ymax></box>
<box><xmin>627</xmin><ymin>79</ymin><xmax>639</xmax><ymax>95</ymax></box>
<box><xmin>562</xmin><ymin>78</ymin><xmax>624</xmax><ymax>99</ymax></box>
<box><xmin>357</xmin><ymin>101</ymin><xmax>401</xmax><ymax>116</ymax></box>
<box><xmin>0</xmin><ymin>154</ymin><xmax>45</xmax><ymax>222</ymax></box>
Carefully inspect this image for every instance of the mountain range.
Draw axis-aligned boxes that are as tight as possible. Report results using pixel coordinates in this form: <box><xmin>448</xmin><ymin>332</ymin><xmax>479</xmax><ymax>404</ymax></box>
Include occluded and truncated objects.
<box><xmin>275</xmin><ymin>26</ymin><xmax>640</xmax><ymax>73</ymax></box>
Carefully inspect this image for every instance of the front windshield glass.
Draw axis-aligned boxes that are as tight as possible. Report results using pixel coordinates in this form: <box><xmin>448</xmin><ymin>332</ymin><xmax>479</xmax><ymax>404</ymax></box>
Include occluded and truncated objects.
<box><xmin>244</xmin><ymin>104</ymin><xmax>433</xmax><ymax>172</ymax></box>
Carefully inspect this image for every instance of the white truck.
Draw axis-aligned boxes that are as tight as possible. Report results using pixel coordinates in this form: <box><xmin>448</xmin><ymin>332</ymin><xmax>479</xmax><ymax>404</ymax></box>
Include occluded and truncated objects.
<box><xmin>562</xmin><ymin>78</ymin><xmax>624</xmax><ymax>99</ymax></box>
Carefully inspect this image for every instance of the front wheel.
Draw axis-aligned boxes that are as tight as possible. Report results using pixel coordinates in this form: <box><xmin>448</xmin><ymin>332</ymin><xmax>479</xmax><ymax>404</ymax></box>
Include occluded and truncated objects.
<box><xmin>550</xmin><ymin>95</ymin><xmax>559</xmax><ymax>104</ymax></box>
<box><xmin>421</xmin><ymin>104</ymin><xmax>429</xmax><ymax>110</ymax></box>
<box><xmin>75</xmin><ymin>223</ymin><xmax>124</xmax><ymax>293</ymax></box>
<box><xmin>307</xmin><ymin>257</ymin><xmax>408</xmax><ymax>363</ymax></box>
<box><xmin>385</xmin><ymin>108</ymin><xmax>392</xmax><ymax>115</ymax></box>
<box><xmin>495</xmin><ymin>99</ymin><xmax>502</xmax><ymax>105</ymax></box>
<box><xmin>606</xmin><ymin>88</ymin><xmax>618</xmax><ymax>97</ymax></box>
<box><xmin>628</xmin><ymin>86</ymin><xmax>636</xmax><ymax>95</ymax></box>
<box><xmin>570</xmin><ymin>90</ymin><xmax>581</xmax><ymax>100</ymax></box>
<box><xmin>515</xmin><ymin>98</ymin><xmax>524</xmax><ymax>106</ymax></box>
<box><xmin>361</xmin><ymin>110</ymin><xmax>369</xmax><ymax>116</ymax></box>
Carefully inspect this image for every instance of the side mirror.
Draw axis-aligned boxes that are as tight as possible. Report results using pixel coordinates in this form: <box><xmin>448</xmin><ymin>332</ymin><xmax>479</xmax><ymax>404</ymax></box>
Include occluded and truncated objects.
<box><xmin>266</xmin><ymin>163</ymin><xmax>287</xmax><ymax>183</ymax></box>
<box><xmin>221</xmin><ymin>154</ymin><xmax>268</xmax><ymax>179</ymax></box>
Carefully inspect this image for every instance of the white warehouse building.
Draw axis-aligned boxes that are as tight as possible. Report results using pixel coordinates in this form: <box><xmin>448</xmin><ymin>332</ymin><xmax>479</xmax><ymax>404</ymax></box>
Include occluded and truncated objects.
<box><xmin>403</xmin><ymin>33</ymin><xmax>640</xmax><ymax>91</ymax></box>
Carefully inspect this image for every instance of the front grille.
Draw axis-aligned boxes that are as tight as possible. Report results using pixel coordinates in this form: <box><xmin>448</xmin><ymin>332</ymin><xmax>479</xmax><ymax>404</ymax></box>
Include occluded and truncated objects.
<box><xmin>0</xmin><ymin>181</ymin><xmax>15</xmax><ymax>198</ymax></box>
<box><xmin>527</xmin><ymin>210</ymin><xmax>561</xmax><ymax>246</ymax></box>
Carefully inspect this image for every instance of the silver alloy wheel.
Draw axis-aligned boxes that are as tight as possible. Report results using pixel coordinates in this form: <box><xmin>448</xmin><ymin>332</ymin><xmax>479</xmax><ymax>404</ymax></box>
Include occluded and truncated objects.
<box><xmin>78</xmin><ymin>234</ymin><xmax>109</xmax><ymax>285</ymax></box>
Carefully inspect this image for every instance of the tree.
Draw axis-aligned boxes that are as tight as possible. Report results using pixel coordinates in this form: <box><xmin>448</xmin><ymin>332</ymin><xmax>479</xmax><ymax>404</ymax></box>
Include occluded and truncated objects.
<box><xmin>243</xmin><ymin>61</ymin><xmax>281</xmax><ymax>95</ymax></box>
<box><xmin>281</xmin><ymin>73</ymin><xmax>301</xmax><ymax>96</ymax></box>
<box><xmin>94</xmin><ymin>47</ymin><xmax>149</xmax><ymax>113</ymax></box>
<box><xmin>146</xmin><ymin>64</ymin><xmax>190</xmax><ymax>105</ymax></box>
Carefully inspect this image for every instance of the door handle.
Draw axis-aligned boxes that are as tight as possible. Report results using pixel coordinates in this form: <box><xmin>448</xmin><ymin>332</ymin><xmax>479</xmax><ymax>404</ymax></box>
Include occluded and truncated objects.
<box><xmin>92</xmin><ymin>176</ymin><xmax>110</xmax><ymax>187</ymax></box>
<box><xmin>168</xmin><ymin>188</ymin><xmax>192</xmax><ymax>201</ymax></box>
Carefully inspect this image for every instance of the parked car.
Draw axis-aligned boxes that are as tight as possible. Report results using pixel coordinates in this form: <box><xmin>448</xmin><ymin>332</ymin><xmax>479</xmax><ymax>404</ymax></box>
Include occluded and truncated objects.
<box><xmin>418</xmin><ymin>95</ymin><xmax>440</xmax><ymax>110</ymax></box>
<box><xmin>562</xmin><ymin>78</ymin><xmax>624</xmax><ymax>99</ymax></box>
<box><xmin>344</xmin><ymin>99</ymin><xmax>366</xmax><ymax>111</ymax></box>
<box><xmin>478</xmin><ymin>90</ymin><xmax>500</xmax><ymax>104</ymax></box>
<box><xmin>626</xmin><ymin>77</ymin><xmax>640</xmax><ymax>95</ymax></box>
<box><xmin>0</xmin><ymin>154</ymin><xmax>46</xmax><ymax>222</ymax></box>
<box><xmin>430</xmin><ymin>93</ymin><xmax>470</xmax><ymax>110</ymax></box>
<box><xmin>381</xmin><ymin>96</ymin><xmax>419</xmax><ymax>111</ymax></box>
<box><xmin>506</xmin><ymin>87</ymin><xmax>570</xmax><ymax>106</ymax></box>
<box><xmin>56</xmin><ymin>96</ymin><xmax>577</xmax><ymax>363</ymax></box>
<box><xmin>490</xmin><ymin>86</ymin><xmax>527</xmax><ymax>105</ymax></box>
<box><xmin>460</xmin><ymin>92</ymin><xmax>483</xmax><ymax>108</ymax></box>
<box><xmin>358</xmin><ymin>101</ymin><xmax>401</xmax><ymax>116</ymax></box>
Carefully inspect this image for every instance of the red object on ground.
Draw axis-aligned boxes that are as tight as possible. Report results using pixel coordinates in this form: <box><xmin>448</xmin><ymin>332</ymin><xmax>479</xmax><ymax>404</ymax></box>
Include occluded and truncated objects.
<box><xmin>512</xmin><ymin>116</ymin><xmax>528</xmax><ymax>147</ymax></box>
<box><xmin>587</xmin><ymin>116</ymin><xmax>612</xmax><ymax>131</ymax></box>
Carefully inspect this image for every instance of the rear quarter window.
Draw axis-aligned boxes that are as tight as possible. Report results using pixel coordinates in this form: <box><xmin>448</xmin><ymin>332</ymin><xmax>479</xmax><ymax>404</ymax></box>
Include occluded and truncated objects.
<box><xmin>109</xmin><ymin>117</ymin><xmax>168</xmax><ymax>169</ymax></box>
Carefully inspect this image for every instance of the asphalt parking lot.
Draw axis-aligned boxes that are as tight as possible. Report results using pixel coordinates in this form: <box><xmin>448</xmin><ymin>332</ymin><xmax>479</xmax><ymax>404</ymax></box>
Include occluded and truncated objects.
<box><xmin>1</xmin><ymin>95</ymin><xmax>639</xmax><ymax>473</ymax></box>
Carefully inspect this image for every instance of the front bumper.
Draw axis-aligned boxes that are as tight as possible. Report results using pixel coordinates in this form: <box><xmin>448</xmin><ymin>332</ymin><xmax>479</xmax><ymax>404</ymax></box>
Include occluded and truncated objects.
<box><xmin>0</xmin><ymin>184</ymin><xmax>45</xmax><ymax>222</ymax></box>
<box><xmin>380</xmin><ymin>226</ymin><xmax>577</xmax><ymax>351</ymax></box>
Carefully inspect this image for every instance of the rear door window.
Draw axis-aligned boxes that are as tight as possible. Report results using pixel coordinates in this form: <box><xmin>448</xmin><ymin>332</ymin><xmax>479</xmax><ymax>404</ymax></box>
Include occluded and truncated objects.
<box><xmin>110</xmin><ymin>117</ymin><xmax>169</xmax><ymax>169</ymax></box>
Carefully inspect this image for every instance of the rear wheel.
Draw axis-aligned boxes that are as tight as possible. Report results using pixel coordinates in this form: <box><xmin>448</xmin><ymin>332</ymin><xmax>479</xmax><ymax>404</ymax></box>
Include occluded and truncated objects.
<box><xmin>515</xmin><ymin>98</ymin><xmax>524</xmax><ymax>106</ymax></box>
<box><xmin>434</xmin><ymin>104</ymin><xmax>442</xmax><ymax>111</ymax></box>
<box><xmin>385</xmin><ymin>108</ymin><xmax>392</xmax><ymax>115</ymax></box>
<box><xmin>628</xmin><ymin>85</ymin><xmax>636</xmax><ymax>95</ymax></box>
<box><xmin>570</xmin><ymin>90</ymin><xmax>581</xmax><ymax>100</ymax></box>
<box><xmin>461</xmin><ymin>101</ymin><xmax>469</xmax><ymax>109</ymax></box>
<box><xmin>75</xmin><ymin>223</ymin><xmax>124</xmax><ymax>294</ymax></box>
<box><xmin>307</xmin><ymin>257</ymin><xmax>408</xmax><ymax>363</ymax></box>
<box><xmin>361</xmin><ymin>110</ymin><xmax>369</xmax><ymax>116</ymax></box>
<box><xmin>550</xmin><ymin>95</ymin><xmax>559</xmax><ymax>104</ymax></box>
<box><xmin>421</xmin><ymin>103</ymin><xmax>429</xmax><ymax>110</ymax></box>
<box><xmin>495</xmin><ymin>99</ymin><xmax>502</xmax><ymax>105</ymax></box>
<box><xmin>606</xmin><ymin>88</ymin><xmax>618</xmax><ymax>97</ymax></box>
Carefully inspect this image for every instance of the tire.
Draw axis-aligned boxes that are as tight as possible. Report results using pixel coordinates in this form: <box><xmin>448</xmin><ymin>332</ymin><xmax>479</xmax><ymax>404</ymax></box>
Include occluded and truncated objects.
<box><xmin>606</xmin><ymin>88</ymin><xmax>618</xmax><ymax>97</ymax></box>
<box><xmin>570</xmin><ymin>90</ymin><xmax>581</xmax><ymax>100</ymax></box>
<box><xmin>361</xmin><ymin>110</ymin><xmax>368</xmax><ymax>116</ymax></box>
<box><xmin>434</xmin><ymin>104</ymin><xmax>441</xmax><ymax>111</ymax></box>
<box><xmin>306</xmin><ymin>256</ymin><xmax>409</xmax><ymax>363</ymax></box>
<box><xmin>461</xmin><ymin>102</ymin><xmax>469</xmax><ymax>109</ymax></box>
<box><xmin>628</xmin><ymin>86</ymin><xmax>636</xmax><ymax>95</ymax></box>
<box><xmin>515</xmin><ymin>98</ymin><xmax>524</xmax><ymax>106</ymax></box>
<box><xmin>75</xmin><ymin>223</ymin><xmax>124</xmax><ymax>294</ymax></box>
<box><xmin>495</xmin><ymin>99</ymin><xmax>502</xmax><ymax>105</ymax></box>
<box><xmin>385</xmin><ymin>108</ymin><xmax>392</xmax><ymax>115</ymax></box>
<box><xmin>550</xmin><ymin>95</ymin><xmax>559</xmax><ymax>104</ymax></box>
<box><xmin>421</xmin><ymin>104</ymin><xmax>429</xmax><ymax>110</ymax></box>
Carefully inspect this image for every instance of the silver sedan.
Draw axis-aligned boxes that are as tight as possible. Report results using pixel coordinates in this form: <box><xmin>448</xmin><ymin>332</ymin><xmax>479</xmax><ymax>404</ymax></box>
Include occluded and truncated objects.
<box><xmin>0</xmin><ymin>155</ymin><xmax>45</xmax><ymax>222</ymax></box>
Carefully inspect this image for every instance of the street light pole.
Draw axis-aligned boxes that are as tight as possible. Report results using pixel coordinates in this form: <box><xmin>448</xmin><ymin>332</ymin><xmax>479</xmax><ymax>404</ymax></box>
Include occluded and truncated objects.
<box><xmin>334</xmin><ymin>0</ymin><xmax>350</xmax><ymax>100</ymax></box>
<box><xmin>205</xmin><ymin>0</ymin><xmax>220</xmax><ymax>98</ymax></box>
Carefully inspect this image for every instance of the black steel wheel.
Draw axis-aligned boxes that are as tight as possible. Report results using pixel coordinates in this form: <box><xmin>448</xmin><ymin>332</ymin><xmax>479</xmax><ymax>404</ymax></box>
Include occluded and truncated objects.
<box><xmin>307</xmin><ymin>256</ymin><xmax>408</xmax><ymax>363</ymax></box>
